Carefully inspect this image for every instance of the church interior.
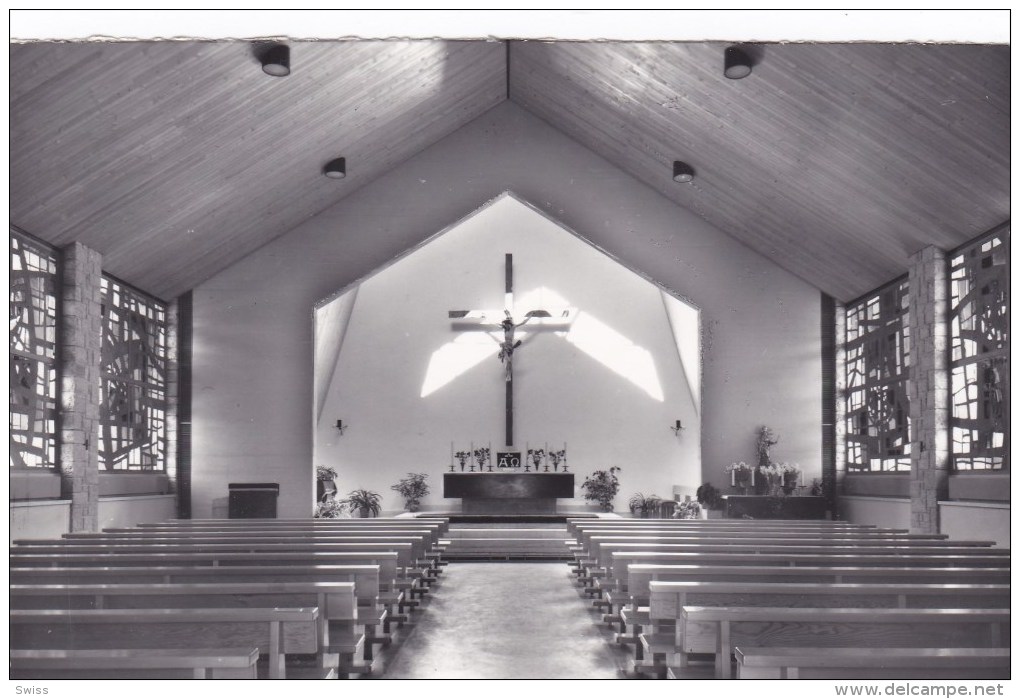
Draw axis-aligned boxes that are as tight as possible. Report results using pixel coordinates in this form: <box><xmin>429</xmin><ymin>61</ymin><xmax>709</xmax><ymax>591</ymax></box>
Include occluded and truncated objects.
<box><xmin>9</xmin><ymin>18</ymin><xmax>1011</xmax><ymax>682</ymax></box>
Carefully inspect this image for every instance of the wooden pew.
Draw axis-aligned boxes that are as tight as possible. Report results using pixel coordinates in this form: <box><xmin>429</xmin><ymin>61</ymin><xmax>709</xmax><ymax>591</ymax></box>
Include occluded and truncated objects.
<box><xmin>627</xmin><ymin>563</ymin><xmax>1012</xmax><ymax>603</ymax></box>
<box><xmin>574</xmin><ymin>530</ymin><xmax>980</xmax><ymax>550</ymax></box>
<box><xmin>10</xmin><ymin>607</ymin><xmax>322</xmax><ymax>679</ymax></box>
<box><xmin>10</xmin><ymin>581</ymin><xmax>364</xmax><ymax>676</ymax></box>
<box><xmin>680</xmin><ymin>606</ymin><xmax>1010</xmax><ymax>679</ymax></box>
<box><xmin>9</xmin><ymin>549</ymin><xmax>408</xmax><ymax>634</ymax></box>
<box><xmin>597</xmin><ymin>551</ymin><xmax>1010</xmax><ymax>642</ymax></box>
<box><xmin>566</xmin><ymin>518</ymin><xmax>880</xmax><ymax>535</ymax></box>
<box><xmin>644</xmin><ymin>580</ymin><xmax>1011</xmax><ymax>674</ymax></box>
<box><xmin>71</xmin><ymin>525</ymin><xmax>445</xmax><ymax>549</ymax></box>
<box><xmin>606</xmin><ymin>549</ymin><xmax>1010</xmax><ymax>590</ymax></box>
<box><xmin>50</xmin><ymin>529</ymin><xmax>447</xmax><ymax>579</ymax></box>
<box><xmin>13</xmin><ymin>537</ymin><xmax>430</xmax><ymax>570</ymax></box>
<box><xmin>147</xmin><ymin>517</ymin><xmax>451</xmax><ymax>535</ymax></box>
<box><xmin>733</xmin><ymin>647</ymin><xmax>1012</xmax><ymax>680</ymax></box>
<box><xmin>9</xmin><ymin>564</ymin><xmax>392</xmax><ymax>661</ymax></box>
<box><xmin>9</xmin><ymin>647</ymin><xmax>262</xmax><ymax>680</ymax></box>
<box><xmin>13</xmin><ymin>537</ymin><xmax>437</xmax><ymax>612</ymax></box>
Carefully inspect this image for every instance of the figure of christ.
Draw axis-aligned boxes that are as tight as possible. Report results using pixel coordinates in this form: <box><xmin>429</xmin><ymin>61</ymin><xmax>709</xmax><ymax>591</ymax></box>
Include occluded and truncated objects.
<box><xmin>448</xmin><ymin>254</ymin><xmax>575</xmax><ymax>445</ymax></box>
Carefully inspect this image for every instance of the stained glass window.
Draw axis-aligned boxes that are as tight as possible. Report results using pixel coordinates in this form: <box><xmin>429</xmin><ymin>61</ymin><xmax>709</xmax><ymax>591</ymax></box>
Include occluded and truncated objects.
<box><xmin>845</xmin><ymin>279</ymin><xmax>911</xmax><ymax>472</ymax></box>
<box><xmin>10</xmin><ymin>231</ymin><xmax>59</xmax><ymax>469</ymax></box>
<box><xmin>949</xmin><ymin>229</ymin><xmax>1009</xmax><ymax>471</ymax></box>
<box><xmin>99</xmin><ymin>277</ymin><xmax>167</xmax><ymax>471</ymax></box>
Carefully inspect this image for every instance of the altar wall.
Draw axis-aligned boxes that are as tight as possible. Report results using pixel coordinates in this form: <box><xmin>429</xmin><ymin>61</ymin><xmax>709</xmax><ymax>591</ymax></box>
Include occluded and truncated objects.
<box><xmin>314</xmin><ymin>195</ymin><xmax>700</xmax><ymax>512</ymax></box>
<box><xmin>190</xmin><ymin>102</ymin><xmax>822</xmax><ymax>518</ymax></box>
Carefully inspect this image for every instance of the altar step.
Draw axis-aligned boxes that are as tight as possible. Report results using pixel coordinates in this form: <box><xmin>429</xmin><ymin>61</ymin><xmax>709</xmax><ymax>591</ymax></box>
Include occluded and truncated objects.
<box><xmin>442</xmin><ymin>526</ymin><xmax>572</xmax><ymax>560</ymax></box>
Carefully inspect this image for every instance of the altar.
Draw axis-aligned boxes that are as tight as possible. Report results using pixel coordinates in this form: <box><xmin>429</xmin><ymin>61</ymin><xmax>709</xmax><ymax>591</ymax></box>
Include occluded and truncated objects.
<box><xmin>444</xmin><ymin>472</ymin><xmax>575</xmax><ymax>514</ymax></box>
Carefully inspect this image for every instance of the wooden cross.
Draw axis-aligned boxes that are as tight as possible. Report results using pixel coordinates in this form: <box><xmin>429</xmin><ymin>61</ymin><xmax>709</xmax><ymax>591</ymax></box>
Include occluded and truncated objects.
<box><xmin>448</xmin><ymin>254</ymin><xmax>575</xmax><ymax>446</ymax></box>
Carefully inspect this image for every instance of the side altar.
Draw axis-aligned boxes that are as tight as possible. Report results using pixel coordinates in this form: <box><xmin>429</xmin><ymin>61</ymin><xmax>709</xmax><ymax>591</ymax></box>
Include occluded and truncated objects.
<box><xmin>444</xmin><ymin>472</ymin><xmax>575</xmax><ymax>514</ymax></box>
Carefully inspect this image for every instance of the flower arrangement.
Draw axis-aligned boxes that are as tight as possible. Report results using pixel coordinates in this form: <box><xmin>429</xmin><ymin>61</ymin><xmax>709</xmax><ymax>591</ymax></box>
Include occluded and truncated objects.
<box><xmin>548</xmin><ymin>449</ymin><xmax>566</xmax><ymax>472</ymax></box>
<box><xmin>581</xmin><ymin>466</ymin><xmax>622</xmax><ymax>512</ymax></box>
<box><xmin>314</xmin><ymin>498</ymin><xmax>348</xmax><ymax>519</ymax></box>
<box><xmin>391</xmin><ymin>472</ymin><xmax>430</xmax><ymax>512</ymax></box>
<box><xmin>316</xmin><ymin>465</ymin><xmax>338</xmax><ymax>481</ymax></box>
<box><xmin>726</xmin><ymin>461</ymin><xmax>754</xmax><ymax>488</ymax></box>
<box><xmin>473</xmin><ymin>447</ymin><xmax>491</xmax><ymax>472</ymax></box>
<box><xmin>674</xmin><ymin>498</ymin><xmax>702</xmax><ymax>520</ymax></box>
<box><xmin>527</xmin><ymin>448</ymin><xmax>545</xmax><ymax>472</ymax></box>
<box><xmin>454</xmin><ymin>451</ymin><xmax>471</xmax><ymax>472</ymax></box>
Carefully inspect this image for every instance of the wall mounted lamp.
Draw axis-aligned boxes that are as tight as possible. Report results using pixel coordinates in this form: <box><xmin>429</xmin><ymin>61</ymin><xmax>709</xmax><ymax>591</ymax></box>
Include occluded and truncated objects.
<box><xmin>670</xmin><ymin>419</ymin><xmax>684</xmax><ymax>436</ymax></box>
<box><xmin>324</xmin><ymin>157</ymin><xmax>347</xmax><ymax>179</ymax></box>
<box><xmin>260</xmin><ymin>44</ymin><xmax>291</xmax><ymax>77</ymax></box>
<box><xmin>724</xmin><ymin>45</ymin><xmax>753</xmax><ymax>80</ymax></box>
<box><xmin>335</xmin><ymin>419</ymin><xmax>348</xmax><ymax>436</ymax></box>
<box><xmin>672</xmin><ymin>161</ymin><xmax>695</xmax><ymax>183</ymax></box>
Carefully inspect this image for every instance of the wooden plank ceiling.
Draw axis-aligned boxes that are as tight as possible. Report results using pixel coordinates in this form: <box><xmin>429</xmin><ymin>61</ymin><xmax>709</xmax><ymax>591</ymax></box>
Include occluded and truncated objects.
<box><xmin>10</xmin><ymin>40</ymin><xmax>1009</xmax><ymax>301</ymax></box>
<box><xmin>10</xmin><ymin>40</ymin><xmax>506</xmax><ymax>299</ymax></box>
<box><xmin>511</xmin><ymin>41</ymin><xmax>1010</xmax><ymax>301</ymax></box>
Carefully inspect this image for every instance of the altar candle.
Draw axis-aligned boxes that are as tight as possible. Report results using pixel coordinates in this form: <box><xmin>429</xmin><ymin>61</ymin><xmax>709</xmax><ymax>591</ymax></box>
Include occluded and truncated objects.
<box><xmin>731</xmin><ymin>469</ymin><xmax>735</xmax><ymax>487</ymax></box>
<box><xmin>451</xmin><ymin>442</ymin><xmax>454</xmax><ymax>467</ymax></box>
<box><xmin>470</xmin><ymin>442</ymin><xmax>474</xmax><ymax>469</ymax></box>
<box><xmin>751</xmin><ymin>468</ymin><xmax>755</xmax><ymax>486</ymax></box>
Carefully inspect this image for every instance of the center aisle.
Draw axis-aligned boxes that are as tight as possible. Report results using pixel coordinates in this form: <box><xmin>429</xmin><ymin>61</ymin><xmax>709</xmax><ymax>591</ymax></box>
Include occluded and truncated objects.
<box><xmin>381</xmin><ymin>562</ymin><xmax>627</xmax><ymax>679</ymax></box>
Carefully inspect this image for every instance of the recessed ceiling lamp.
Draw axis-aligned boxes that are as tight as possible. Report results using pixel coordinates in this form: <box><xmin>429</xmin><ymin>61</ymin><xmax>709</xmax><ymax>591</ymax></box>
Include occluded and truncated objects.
<box><xmin>672</xmin><ymin>161</ymin><xmax>694</xmax><ymax>183</ymax></box>
<box><xmin>724</xmin><ymin>45</ymin><xmax>752</xmax><ymax>80</ymax></box>
<box><xmin>260</xmin><ymin>44</ymin><xmax>290</xmax><ymax>77</ymax></box>
<box><xmin>323</xmin><ymin>157</ymin><xmax>347</xmax><ymax>179</ymax></box>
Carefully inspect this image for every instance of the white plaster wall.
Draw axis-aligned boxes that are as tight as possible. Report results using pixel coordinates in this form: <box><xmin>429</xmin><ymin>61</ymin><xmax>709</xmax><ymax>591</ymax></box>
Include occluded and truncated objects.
<box><xmin>315</xmin><ymin>196</ymin><xmax>700</xmax><ymax>510</ymax></box>
<box><xmin>192</xmin><ymin>102</ymin><xmax>822</xmax><ymax>518</ymax></box>
<box><xmin>98</xmin><ymin>495</ymin><xmax>177</xmax><ymax>530</ymax></box>
<box><xmin>939</xmin><ymin>501</ymin><xmax>1010</xmax><ymax>548</ymax></box>
<box><xmin>9</xmin><ymin>500</ymin><xmax>70</xmax><ymax>542</ymax></box>
<box><xmin>838</xmin><ymin>496</ymin><xmax>910</xmax><ymax>529</ymax></box>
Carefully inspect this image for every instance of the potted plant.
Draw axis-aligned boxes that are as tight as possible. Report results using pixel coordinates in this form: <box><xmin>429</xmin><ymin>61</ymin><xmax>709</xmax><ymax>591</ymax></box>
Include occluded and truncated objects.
<box><xmin>313</xmin><ymin>498</ymin><xmax>347</xmax><ymax>519</ymax></box>
<box><xmin>674</xmin><ymin>496</ymin><xmax>702</xmax><ymax>520</ymax></box>
<box><xmin>627</xmin><ymin>492</ymin><xmax>663</xmax><ymax>518</ymax></box>
<box><xmin>344</xmin><ymin>489</ymin><xmax>382</xmax><ymax>518</ymax></box>
<box><xmin>391</xmin><ymin>473</ymin><xmax>430</xmax><ymax>512</ymax></box>
<box><xmin>316</xmin><ymin>465</ymin><xmax>338</xmax><ymax>502</ymax></box>
<box><xmin>696</xmin><ymin>482</ymin><xmax>722</xmax><ymax>518</ymax></box>
<box><xmin>580</xmin><ymin>466</ymin><xmax>622</xmax><ymax>512</ymax></box>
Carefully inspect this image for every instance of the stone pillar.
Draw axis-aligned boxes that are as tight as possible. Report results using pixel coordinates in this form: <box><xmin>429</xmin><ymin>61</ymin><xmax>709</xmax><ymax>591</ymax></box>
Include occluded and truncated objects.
<box><xmin>832</xmin><ymin>299</ymin><xmax>847</xmax><ymax>516</ymax></box>
<box><xmin>164</xmin><ymin>299</ymin><xmax>179</xmax><ymax>503</ymax></box>
<box><xmin>59</xmin><ymin>242</ymin><xmax>103</xmax><ymax>532</ymax></box>
<box><xmin>907</xmin><ymin>246</ymin><xmax>950</xmax><ymax>534</ymax></box>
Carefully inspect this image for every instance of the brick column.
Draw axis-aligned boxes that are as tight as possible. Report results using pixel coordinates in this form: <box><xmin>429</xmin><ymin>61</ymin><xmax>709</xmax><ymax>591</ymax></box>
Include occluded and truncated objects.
<box><xmin>907</xmin><ymin>246</ymin><xmax>950</xmax><ymax>534</ymax></box>
<box><xmin>59</xmin><ymin>242</ymin><xmax>103</xmax><ymax>532</ymax></box>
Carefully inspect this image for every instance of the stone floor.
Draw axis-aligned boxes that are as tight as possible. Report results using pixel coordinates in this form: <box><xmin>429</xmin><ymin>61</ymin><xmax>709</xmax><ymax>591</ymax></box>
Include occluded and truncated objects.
<box><xmin>380</xmin><ymin>561</ymin><xmax>628</xmax><ymax>679</ymax></box>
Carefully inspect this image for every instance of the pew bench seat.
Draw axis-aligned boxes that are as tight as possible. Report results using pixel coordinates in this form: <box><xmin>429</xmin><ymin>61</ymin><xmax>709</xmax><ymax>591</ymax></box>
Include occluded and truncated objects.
<box><xmin>734</xmin><ymin>646</ymin><xmax>1012</xmax><ymax>680</ymax></box>
<box><xmin>9</xmin><ymin>647</ymin><xmax>260</xmax><ymax>680</ymax></box>
<box><xmin>681</xmin><ymin>606</ymin><xmax>1010</xmax><ymax>679</ymax></box>
<box><xmin>10</xmin><ymin>607</ymin><xmax>320</xmax><ymax>679</ymax></box>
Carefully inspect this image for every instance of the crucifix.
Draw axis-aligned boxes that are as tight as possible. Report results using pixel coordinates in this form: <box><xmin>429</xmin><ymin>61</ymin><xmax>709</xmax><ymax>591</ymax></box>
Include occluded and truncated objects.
<box><xmin>448</xmin><ymin>254</ymin><xmax>575</xmax><ymax>446</ymax></box>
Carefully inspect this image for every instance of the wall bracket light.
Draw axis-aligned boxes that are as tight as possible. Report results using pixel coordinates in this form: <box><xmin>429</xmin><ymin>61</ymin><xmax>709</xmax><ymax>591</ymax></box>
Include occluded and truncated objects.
<box><xmin>670</xmin><ymin>419</ymin><xmax>684</xmax><ymax>436</ymax></box>
<box><xmin>335</xmin><ymin>419</ymin><xmax>349</xmax><ymax>436</ymax></box>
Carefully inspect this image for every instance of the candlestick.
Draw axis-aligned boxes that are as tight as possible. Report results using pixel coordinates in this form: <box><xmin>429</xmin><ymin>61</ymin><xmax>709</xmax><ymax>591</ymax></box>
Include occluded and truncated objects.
<box><xmin>470</xmin><ymin>441</ymin><xmax>475</xmax><ymax>472</ymax></box>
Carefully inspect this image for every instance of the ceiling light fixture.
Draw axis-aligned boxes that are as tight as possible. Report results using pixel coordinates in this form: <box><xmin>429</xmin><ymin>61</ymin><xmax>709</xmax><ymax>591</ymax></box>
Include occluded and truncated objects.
<box><xmin>724</xmin><ymin>46</ymin><xmax>752</xmax><ymax>80</ymax></box>
<box><xmin>260</xmin><ymin>44</ymin><xmax>291</xmax><ymax>77</ymax></box>
<box><xmin>672</xmin><ymin>161</ymin><xmax>694</xmax><ymax>183</ymax></box>
<box><xmin>323</xmin><ymin>157</ymin><xmax>347</xmax><ymax>179</ymax></box>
